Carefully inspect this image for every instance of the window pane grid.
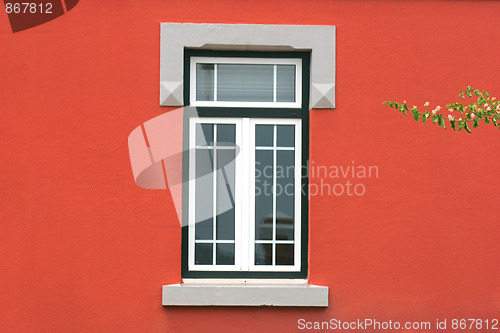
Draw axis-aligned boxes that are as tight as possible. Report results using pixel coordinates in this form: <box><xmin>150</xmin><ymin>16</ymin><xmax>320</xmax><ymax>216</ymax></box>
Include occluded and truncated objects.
<box><xmin>272</xmin><ymin>125</ymin><xmax>277</xmax><ymax>265</ymax></box>
<box><xmin>194</xmin><ymin>123</ymin><xmax>236</xmax><ymax>267</ymax></box>
<box><xmin>192</xmin><ymin>58</ymin><xmax>300</xmax><ymax>107</ymax></box>
<box><xmin>255</xmin><ymin>240</ymin><xmax>294</xmax><ymax>244</ymax></box>
<box><xmin>195</xmin><ymin>146</ymin><xmax>236</xmax><ymax>150</ymax></box>
<box><xmin>254</xmin><ymin>146</ymin><xmax>294</xmax><ymax>151</ymax></box>
<box><xmin>254</xmin><ymin>124</ymin><xmax>296</xmax><ymax>266</ymax></box>
<box><xmin>189</xmin><ymin>118</ymin><xmax>301</xmax><ymax>273</ymax></box>
<box><xmin>195</xmin><ymin>240</ymin><xmax>235</xmax><ymax>244</ymax></box>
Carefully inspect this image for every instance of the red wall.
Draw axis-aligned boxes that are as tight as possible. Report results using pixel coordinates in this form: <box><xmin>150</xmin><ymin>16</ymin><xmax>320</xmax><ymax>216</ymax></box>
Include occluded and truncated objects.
<box><xmin>1</xmin><ymin>0</ymin><xmax>499</xmax><ymax>332</ymax></box>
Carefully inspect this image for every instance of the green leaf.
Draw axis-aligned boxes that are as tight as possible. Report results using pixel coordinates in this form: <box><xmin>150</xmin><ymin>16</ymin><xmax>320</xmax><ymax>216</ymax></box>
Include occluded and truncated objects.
<box><xmin>412</xmin><ymin>110</ymin><xmax>420</xmax><ymax>121</ymax></box>
<box><xmin>485</xmin><ymin>116</ymin><xmax>490</xmax><ymax>124</ymax></box>
<box><xmin>432</xmin><ymin>115</ymin><xmax>439</xmax><ymax>124</ymax></box>
<box><xmin>438</xmin><ymin>115</ymin><xmax>446</xmax><ymax>129</ymax></box>
<box><xmin>464</xmin><ymin>122</ymin><xmax>472</xmax><ymax>133</ymax></box>
<box><xmin>473</xmin><ymin>118</ymin><xmax>479</xmax><ymax>128</ymax></box>
<box><xmin>450</xmin><ymin>120</ymin><xmax>456</xmax><ymax>131</ymax></box>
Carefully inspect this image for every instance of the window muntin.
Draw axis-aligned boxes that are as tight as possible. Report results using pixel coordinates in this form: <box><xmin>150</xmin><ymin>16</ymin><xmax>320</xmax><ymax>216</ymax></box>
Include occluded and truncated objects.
<box><xmin>250</xmin><ymin>119</ymin><xmax>301</xmax><ymax>272</ymax></box>
<box><xmin>190</xmin><ymin>57</ymin><xmax>302</xmax><ymax>108</ymax></box>
<box><xmin>189</xmin><ymin>118</ymin><xmax>242</xmax><ymax>271</ymax></box>
<box><xmin>188</xmin><ymin>117</ymin><xmax>301</xmax><ymax>272</ymax></box>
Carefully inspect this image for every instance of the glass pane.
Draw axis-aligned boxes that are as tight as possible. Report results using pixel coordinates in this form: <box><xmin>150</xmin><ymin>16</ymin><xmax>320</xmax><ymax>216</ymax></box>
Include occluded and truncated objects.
<box><xmin>276</xmin><ymin>65</ymin><xmax>295</xmax><ymax>102</ymax></box>
<box><xmin>217</xmin><ymin>64</ymin><xmax>273</xmax><ymax>102</ymax></box>
<box><xmin>216</xmin><ymin>243</ymin><xmax>235</xmax><ymax>265</ymax></box>
<box><xmin>217</xmin><ymin>124</ymin><xmax>235</xmax><ymax>146</ymax></box>
<box><xmin>195</xmin><ymin>243</ymin><xmax>213</xmax><ymax>265</ymax></box>
<box><xmin>255</xmin><ymin>243</ymin><xmax>272</xmax><ymax>265</ymax></box>
<box><xmin>255</xmin><ymin>150</ymin><xmax>273</xmax><ymax>241</ymax></box>
<box><xmin>196</xmin><ymin>64</ymin><xmax>214</xmax><ymax>101</ymax></box>
<box><xmin>276</xmin><ymin>244</ymin><xmax>294</xmax><ymax>265</ymax></box>
<box><xmin>277</xmin><ymin>125</ymin><xmax>294</xmax><ymax>147</ymax></box>
<box><xmin>216</xmin><ymin>149</ymin><xmax>235</xmax><ymax>240</ymax></box>
<box><xmin>276</xmin><ymin>150</ymin><xmax>294</xmax><ymax>241</ymax></box>
<box><xmin>196</xmin><ymin>124</ymin><xmax>214</xmax><ymax>146</ymax></box>
<box><xmin>195</xmin><ymin>149</ymin><xmax>213</xmax><ymax>239</ymax></box>
<box><xmin>255</xmin><ymin>125</ymin><xmax>274</xmax><ymax>147</ymax></box>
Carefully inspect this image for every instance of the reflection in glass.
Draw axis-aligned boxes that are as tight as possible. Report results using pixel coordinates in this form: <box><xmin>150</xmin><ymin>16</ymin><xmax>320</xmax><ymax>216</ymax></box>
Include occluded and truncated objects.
<box><xmin>217</xmin><ymin>64</ymin><xmax>274</xmax><ymax>102</ymax></box>
<box><xmin>277</xmin><ymin>125</ymin><xmax>294</xmax><ymax>147</ymax></box>
<box><xmin>196</xmin><ymin>123</ymin><xmax>214</xmax><ymax>146</ymax></box>
<box><xmin>276</xmin><ymin>150</ymin><xmax>294</xmax><ymax>241</ymax></box>
<box><xmin>276</xmin><ymin>65</ymin><xmax>295</xmax><ymax>102</ymax></box>
<box><xmin>195</xmin><ymin>243</ymin><xmax>213</xmax><ymax>265</ymax></box>
<box><xmin>255</xmin><ymin>125</ymin><xmax>274</xmax><ymax>147</ymax></box>
<box><xmin>216</xmin><ymin>149</ymin><xmax>235</xmax><ymax>240</ymax></box>
<box><xmin>217</xmin><ymin>124</ymin><xmax>236</xmax><ymax>146</ymax></box>
<box><xmin>276</xmin><ymin>244</ymin><xmax>294</xmax><ymax>265</ymax></box>
<box><xmin>195</xmin><ymin>149</ymin><xmax>213</xmax><ymax>239</ymax></box>
<box><xmin>196</xmin><ymin>64</ymin><xmax>214</xmax><ymax>101</ymax></box>
<box><xmin>216</xmin><ymin>243</ymin><xmax>235</xmax><ymax>265</ymax></box>
<box><xmin>255</xmin><ymin>150</ymin><xmax>273</xmax><ymax>241</ymax></box>
<box><xmin>255</xmin><ymin>243</ymin><xmax>272</xmax><ymax>265</ymax></box>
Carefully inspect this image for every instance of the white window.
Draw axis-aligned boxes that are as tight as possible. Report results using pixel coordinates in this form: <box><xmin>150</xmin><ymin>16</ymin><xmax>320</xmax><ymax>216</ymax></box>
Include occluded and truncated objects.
<box><xmin>190</xmin><ymin>57</ymin><xmax>302</xmax><ymax>108</ymax></box>
<box><xmin>188</xmin><ymin>117</ymin><xmax>302</xmax><ymax>272</ymax></box>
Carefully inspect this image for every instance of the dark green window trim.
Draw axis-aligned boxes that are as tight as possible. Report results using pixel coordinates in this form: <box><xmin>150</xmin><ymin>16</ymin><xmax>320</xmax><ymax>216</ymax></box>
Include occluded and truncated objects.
<box><xmin>181</xmin><ymin>49</ymin><xmax>310</xmax><ymax>279</ymax></box>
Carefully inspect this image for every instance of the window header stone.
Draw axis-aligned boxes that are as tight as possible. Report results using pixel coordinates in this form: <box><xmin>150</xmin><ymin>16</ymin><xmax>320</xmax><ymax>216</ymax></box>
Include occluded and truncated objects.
<box><xmin>160</xmin><ymin>23</ymin><xmax>336</xmax><ymax>109</ymax></box>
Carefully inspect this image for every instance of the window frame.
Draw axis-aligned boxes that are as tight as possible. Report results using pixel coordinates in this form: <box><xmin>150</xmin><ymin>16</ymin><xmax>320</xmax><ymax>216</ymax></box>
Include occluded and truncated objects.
<box><xmin>182</xmin><ymin>50</ymin><xmax>310</xmax><ymax>279</ymax></box>
<box><xmin>188</xmin><ymin>117</ymin><xmax>302</xmax><ymax>272</ymax></box>
<box><xmin>189</xmin><ymin>57</ymin><xmax>302</xmax><ymax>108</ymax></box>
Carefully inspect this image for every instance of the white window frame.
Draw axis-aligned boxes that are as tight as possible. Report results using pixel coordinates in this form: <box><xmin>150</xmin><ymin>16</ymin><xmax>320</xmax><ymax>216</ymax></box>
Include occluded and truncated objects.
<box><xmin>189</xmin><ymin>57</ymin><xmax>302</xmax><ymax>108</ymax></box>
<box><xmin>188</xmin><ymin>117</ymin><xmax>302</xmax><ymax>273</ymax></box>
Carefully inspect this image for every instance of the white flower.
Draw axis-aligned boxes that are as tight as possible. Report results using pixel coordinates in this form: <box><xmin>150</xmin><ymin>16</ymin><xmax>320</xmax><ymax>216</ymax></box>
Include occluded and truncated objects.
<box><xmin>448</xmin><ymin>115</ymin><xmax>454</xmax><ymax>121</ymax></box>
<box><xmin>424</xmin><ymin>102</ymin><xmax>430</xmax><ymax>107</ymax></box>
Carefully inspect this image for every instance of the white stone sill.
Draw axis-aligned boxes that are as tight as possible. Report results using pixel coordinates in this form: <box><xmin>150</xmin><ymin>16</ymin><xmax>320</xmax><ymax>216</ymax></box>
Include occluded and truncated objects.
<box><xmin>162</xmin><ymin>280</ymin><xmax>328</xmax><ymax>307</ymax></box>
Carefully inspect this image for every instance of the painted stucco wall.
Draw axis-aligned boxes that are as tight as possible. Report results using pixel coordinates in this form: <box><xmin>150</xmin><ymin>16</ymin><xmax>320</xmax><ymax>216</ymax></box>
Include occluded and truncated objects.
<box><xmin>1</xmin><ymin>0</ymin><xmax>499</xmax><ymax>332</ymax></box>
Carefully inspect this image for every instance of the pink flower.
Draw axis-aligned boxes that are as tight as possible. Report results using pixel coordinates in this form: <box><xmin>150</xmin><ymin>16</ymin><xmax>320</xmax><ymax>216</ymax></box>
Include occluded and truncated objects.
<box><xmin>471</xmin><ymin>113</ymin><xmax>477</xmax><ymax>119</ymax></box>
<box><xmin>486</xmin><ymin>106</ymin><xmax>491</xmax><ymax>111</ymax></box>
<box><xmin>448</xmin><ymin>108</ymin><xmax>454</xmax><ymax>112</ymax></box>
<box><xmin>448</xmin><ymin>115</ymin><xmax>454</xmax><ymax>121</ymax></box>
<box><xmin>424</xmin><ymin>102</ymin><xmax>430</xmax><ymax>107</ymax></box>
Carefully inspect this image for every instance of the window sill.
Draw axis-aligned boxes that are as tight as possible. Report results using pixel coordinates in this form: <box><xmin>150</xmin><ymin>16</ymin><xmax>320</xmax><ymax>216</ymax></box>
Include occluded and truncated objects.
<box><xmin>162</xmin><ymin>280</ymin><xmax>328</xmax><ymax>307</ymax></box>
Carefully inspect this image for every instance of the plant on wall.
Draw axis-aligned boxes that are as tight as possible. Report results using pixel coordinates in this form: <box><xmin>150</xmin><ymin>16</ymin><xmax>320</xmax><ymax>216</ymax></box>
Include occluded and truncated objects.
<box><xmin>384</xmin><ymin>87</ymin><xmax>500</xmax><ymax>133</ymax></box>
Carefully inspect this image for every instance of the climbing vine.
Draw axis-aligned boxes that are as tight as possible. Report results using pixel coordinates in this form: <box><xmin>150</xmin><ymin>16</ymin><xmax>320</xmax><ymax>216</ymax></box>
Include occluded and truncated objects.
<box><xmin>384</xmin><ymin>87</ymin><xmax>500</xmax><ymax>133</ymax></box>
